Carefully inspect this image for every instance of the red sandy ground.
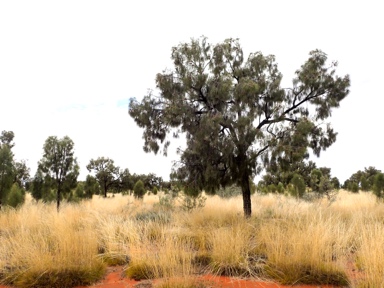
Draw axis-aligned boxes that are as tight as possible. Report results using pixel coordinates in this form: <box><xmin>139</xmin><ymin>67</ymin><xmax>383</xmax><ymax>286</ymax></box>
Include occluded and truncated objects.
<box><xmin>0</xmin><ymin>265</ymin><xmax>355</xmax><ymax>288</ymax></box>
<box><xmin>73</xmin><ymin>266</ymin><xmax>341</xmax><ymax>288</ymax></box>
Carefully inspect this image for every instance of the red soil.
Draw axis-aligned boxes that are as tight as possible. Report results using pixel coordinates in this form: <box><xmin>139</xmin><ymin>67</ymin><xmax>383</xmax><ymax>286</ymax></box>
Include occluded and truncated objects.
<box><xmin>75</xmin><ymin>266</ymin><xmax>340</xmax><ymax>288</ymax></box>
<box><xmin>0</xmin><ymin>266</ymin><xmax>347</xmax><ymax>288</ymax></box>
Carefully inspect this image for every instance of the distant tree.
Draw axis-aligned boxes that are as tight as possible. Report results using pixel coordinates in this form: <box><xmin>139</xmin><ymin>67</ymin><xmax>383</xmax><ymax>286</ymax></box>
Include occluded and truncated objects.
<box><xmin>7</xmin><ymin>183</ymin><xmax>25</xmax><ymax>208</ymax></box>
<box><xmin>310</xmin><ymin>169</ymin><xmax>323</xmax><ymax>192</ymax></box>
<box><xmin>84</xmin><ymin>175</ymin><xmax>100</xmax><ymax>198</ymax></box>
<box><xmin>74</xmin><ymin>182</ymin><xmax>85</xmax><ymax>199</ymax></box>
<box><xmin>37</xmin><ymin>136</ymin><xmax>79</xmax><ymax>211</ymax></box>
<box><xmin>360</xmin><ymin>175</ymin><xmax>370</xmax><ymax>191</ymax></box>
<box><xmin>263</xmin><ymin>159</ymin><xmax>308</xmax><ymax>187</ymax></box>
<box><xmin>129</xmin><ymin>37</ymin><xmax>350</xmax><ymax>216</ymax></box>
<box><xmin>0</xmin><ymin>130</ymin><xmax>15</xmax><ymax>149</ymax></box>
<box><xmin>114</xmin><ymin>168</ymin><xmax>133</xmax><ymax>193</ymax></box>
<box><xmin>290</xmin><ymin>174</ymin><xmax>306</xmax><ymax>198</ymax></box>
<box><xmin>86</xmin><ymin>157</ymin><xmax>119</xmax><ymax>197</ymax></box>
<box><xmin>13</xmin><ymin>160</ymin><xmax>30</xmax><ymax>189</ymax></box>
<box><xmin>133</xmin><ymin>180</ymin><xmax>146</xmax><ymax>199</ymax></box>
<box><xmin>344</xmin><ymin>166</ymin><xmax>381</xmax><ymax>192</ymax></box>
<box><xmin>330</xmin><ymin>177</ymin><xmax>340</xmax><ymax>189</ymax></box>
<box><xmin>277</xmin><ymin>182</ymin><xmax>285</xmax><ymax>194</ymax></box>
<box><xmin>0</xmin><ymin>145</ymin><xmax>14</xmax><ymax>209</ymax></box>
<box><xmin>373</xmin><ymin>173</ymin><xmax>384</xmax><ymax>198</ymax></box>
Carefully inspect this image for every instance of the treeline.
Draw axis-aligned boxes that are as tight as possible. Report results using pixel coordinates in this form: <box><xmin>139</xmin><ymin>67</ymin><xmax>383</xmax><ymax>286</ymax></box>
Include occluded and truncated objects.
<box><xmin>341</xmin><ymin>166</ymin><xmax>384</xmax><ymax>196</ymax></box>
<box><xmin>0</xmin><ymin>131</ymin><xmax>168</xmax><ymax>210</ymax></box>
<box><xmin>2</xmin><ymin>129</ymin><xmax>384</xmax><ymax>210</ymax></box>
<box><xmin>257</xmin><ymin>160</ymin><xmax>340</xmax><ymax>199</ymax></box>
<box><xmin>257</xmin><ymin>160</ymin><xmax>384</xmax><ymax>199</ymax></box>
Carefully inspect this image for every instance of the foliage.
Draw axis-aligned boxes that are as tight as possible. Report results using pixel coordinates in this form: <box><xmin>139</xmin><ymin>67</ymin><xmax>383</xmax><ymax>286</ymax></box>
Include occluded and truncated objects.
<box><xmin>373</xmin><ymin>173</ymin><xmax>384</xmax><ymax>198</ymax></box>
<box><xmin>30</xmin><ymin>169</ymin><xmax>55</xmax><ymax>202</ymax></box>
<box><xmin>0</xmin><ymin>130</ymin><xmax>15</xmax><ymax>148</ymax></box>
<box><xmin>0</xmin><ymin>144</ymin><xmax>14</xmax><ymax>209</ymax></box>
<box><xmin>290</xmin><ymin>174</ymin><xmax>306</xmax><ymax>198</ymax></box>
<box><xmin>343</xmin><ymin>166</ymin><xmax>381</xmax><ymax>192</ymax></box>
<box><xmin>129</xmin><ymin>37</ymin><xmax>350</xmax><ymax>216</ymax></box>
<box><xmin>6</xmin><ymin>183</ymin><xmax>25</xmax><ymax>208</ymax></box>
<box><xmin>37</xmin><ymin>135</ymin><xmax>79</xmax><ymax>211</ymax></box>
<box><xmin>133</xmin><ymin>179</ymin><xmax>146</xmax><ymax>199</ymax></box>
<box><xmin>87</xmin><ymin>157</ymin><xmax>120</xmax><ymax>197</ymax></box>
<box><xmin>84</xmin><ymin>175</ymin><xmax>100</xmax><ymax>197</ymax></box>
<box><xmin>178</xmin><ymin>193</ymin><xmax>207</xmax><ymax>212</ymax></box>
<box><xmin>216</xmin><ymin>184</ymin><xmax>242</xmax><ymax>198</ymax></box>
<box><xmin>13</xmin><ymin>160</ymin><xmax>30</xmax><ymax>189</ymax></box>
<box><xmin>276</xmin><ymin>182</ymin><xmax>284</xmax><ymax>194</ymax></box>
<box><xmin>115</xmin><ymin>168</ymin><xmax>133</xmax><ymax>192</ymax></box>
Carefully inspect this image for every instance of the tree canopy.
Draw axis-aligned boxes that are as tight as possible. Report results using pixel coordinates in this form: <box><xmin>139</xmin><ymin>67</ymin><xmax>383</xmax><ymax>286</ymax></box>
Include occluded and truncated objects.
<box><xmin>129</xmin><ymin>37</ymin><xmax>350</xmax><ymax>216</ymax></box>
<box><xmin>86</xmin><ymin>157</ymin><xmax>120</xmax><ymax>197</ymax></box>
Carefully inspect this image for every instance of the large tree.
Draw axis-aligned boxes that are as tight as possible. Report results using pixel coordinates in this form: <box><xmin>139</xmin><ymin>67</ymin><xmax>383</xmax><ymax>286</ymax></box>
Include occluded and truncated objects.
<box><xmin>129</xmin><ymin>37</ymin><xmax>350</xmax><ymax>217</ymax></box>
<box><xmin>86</xmin><ymin>157</ymin><xmax>120</xmax><ymax>197</ymax></box>
<box><xmin>38</xmin><ymin>136</ymin><xmax>79</xmax><ymax>211</ymax></box>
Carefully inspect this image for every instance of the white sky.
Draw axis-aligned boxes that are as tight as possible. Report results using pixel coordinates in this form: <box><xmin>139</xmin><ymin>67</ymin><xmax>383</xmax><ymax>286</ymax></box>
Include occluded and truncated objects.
<box><xmin>0</xmin><ymin>1</ymin><xmax>382</xmax><ymax>184</ymax></box>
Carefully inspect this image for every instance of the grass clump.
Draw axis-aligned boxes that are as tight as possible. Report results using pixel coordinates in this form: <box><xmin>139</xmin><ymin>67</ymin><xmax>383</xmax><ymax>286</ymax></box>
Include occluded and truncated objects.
<box><xmin>155</xmin><ymin>277</ymin><xmax>208</xmax><ymax>288</ymax></box>
<box><xmin>5</xmin><ymin>263</ymin><xmax>105</xmax><ymax>288</ymax></box>
<box><xmin>265</xmin><ymin>263</ymin><xmax>348</xmax><ymax>286</ymax></box>
<box><xmin>126</xmin><ymin>261</ymin><xmax>159</xmax><ymax>280</ymax></box>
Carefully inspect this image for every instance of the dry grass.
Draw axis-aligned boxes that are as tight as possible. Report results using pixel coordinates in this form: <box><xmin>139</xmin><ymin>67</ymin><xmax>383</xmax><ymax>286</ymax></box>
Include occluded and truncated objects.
<box><xmin>1</xmin><ymin>190</ymin><xmax>384</xmax><ymax>287</ymax></box>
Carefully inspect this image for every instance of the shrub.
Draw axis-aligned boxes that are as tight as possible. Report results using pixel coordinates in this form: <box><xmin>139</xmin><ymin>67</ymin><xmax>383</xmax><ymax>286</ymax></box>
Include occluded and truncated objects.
<box><xmin>216</xmin><ymin>185</ymin><xmax>242</xmax><ymax>198</ymax></box>
<box><xmin>276</xmin><ymin>182</ymin><xmax>284</xmax><ymax>194</ymax></box>
<box><xmin>6</xmin><ymin>183</ymin><xmax>25</xmax><ymax>208</ymax></box>
<box><xmin>290</xmin><ymin>174</ymin><xmax>306</xmax><ymax>198</ymax></box>
<box><xmin>178</xmin><ymin>193</ymin><xmax>206</xmax><ymax>212</ymax></box>
<box><xmin>133</xmin><ymin>180</ymin><xmax>146</xmax><ymax>199</ymax></box>
<box><xmin>373</xmin><ymin>173</ymin><xmax>384</xmax><ymax>198</ymax></box>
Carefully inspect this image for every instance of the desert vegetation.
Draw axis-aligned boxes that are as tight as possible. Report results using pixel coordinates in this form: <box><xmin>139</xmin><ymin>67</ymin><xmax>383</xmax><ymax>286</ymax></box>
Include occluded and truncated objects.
<box><xmin>1</xmin><ymin>190</ymin><xmax>384</xmax><ymax>287</ymax></box>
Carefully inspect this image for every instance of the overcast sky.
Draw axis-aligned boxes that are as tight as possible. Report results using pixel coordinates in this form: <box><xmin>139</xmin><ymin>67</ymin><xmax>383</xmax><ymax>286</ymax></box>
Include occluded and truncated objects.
<box><xmin>0</xmin><ymin>1</ymin><xmax>382</xmax><ymax>184</ymax></box>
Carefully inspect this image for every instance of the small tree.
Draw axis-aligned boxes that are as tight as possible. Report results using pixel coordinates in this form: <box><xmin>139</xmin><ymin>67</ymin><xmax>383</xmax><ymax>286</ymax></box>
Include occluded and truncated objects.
<box><xmin>13</xmin><ymin>160</ymin><xmax>30</xmax><ymax>189</ymax></box>
<box><xmin>84</xmin><ymin>175</ymin><xmax>100</xmax><ymax>198</ymax></box>
<box><xmin>277</xmin><ymin>182</ymin><xmax>284</xmax><ymax>194</ymax></box>
<box><xmin>38</xmin><ymin>136</ymin><xmax>79</xmax><ymax>211</ymax></box>
<box><xmin>331</xmin><ymin>177</ymin><xmax>340</xmax><ymax>190</ymax></box>
<box><xmin>0</xmin><ymin>145</ymin><xmax>14</xmax><ymax>209</ymax></box>
<box><xmin>133</xmin><ymin>180</ymin><xmax>146</xmax><ymax>199</ymax></box>
<box><xmin>7</xmin><ymin>183</ymin><xmax>25</xmax><ymax>208</ymax></box>
<box><xmin>290</xmin><ymin>174</ymin><xmax>306</xmax><ymax>198</ymax></box>
<box><xmin>373</xmin><ymin>173</ymin><xmax>384</xmax><ymax>198</ymax></box>
<box><xmin>86</xmin><ymin>157</ymin><xmax>119</xmax><ymax>197</ymax></box>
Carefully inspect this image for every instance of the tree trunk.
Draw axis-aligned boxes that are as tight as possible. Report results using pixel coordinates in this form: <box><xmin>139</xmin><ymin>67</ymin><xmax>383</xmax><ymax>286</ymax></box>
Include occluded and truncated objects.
<box><xmin>104</xmin><ymin>182</ymin><xmax>107</xmax><ymax>198</ymax></box>
<box><xmin>57</xmin><ymin>182</ymin><xmax>61</xmax><ymax>212</ymax></box>
<box><xmin>240</xmin><ymin>172</ymin><xmax>252</xmax><ymax>218</ymax></box>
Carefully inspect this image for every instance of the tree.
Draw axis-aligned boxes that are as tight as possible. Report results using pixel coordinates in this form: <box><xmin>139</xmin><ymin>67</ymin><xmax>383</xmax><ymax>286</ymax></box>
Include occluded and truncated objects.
<box><xmin>7</xmin><ymin>183</ymin><xmax>25</xmax><ymax>208</ymax></box>
<box><xmin>0</xmin><ymin>130</ymin><xmax>15</xmax><ymax>149</ymax></box>
<box><xmin>0</xmin><ymin>145</ymin><xmax>14</xmax><ymax>209</ymax></box>
<box><xmin>84</xmin><ymin>175</ymin><xmax>100</xmax><ymax>197</ymax></box>
<box><xmin>373</xmin><ymin>173</ymin><xmax>384</xmax><ymax>198</ymax></box>
<box><xmin>343</xmin><ymin>166</ymin><xmax>381</xmax><ymax>192</ymax></box>
<box><xmin>114</xmin><ymin>168</ymin><xmax>133</xmax><ymax>193</ymax></box>
<box><xmin>14</xmin><ymin>160</ymin><xmax>30</xmax><ymax>189</ymax></box>
<box><xmin>133</xmin><ymin>180</ymin><xmax>146</xmax><ymax>199</ymax></box>
<box><xmin>290</xmin><ymin>174</ymin><xmax>306</xmax><ymax>198</ymax></box>
<box><xmin>86</xmin><ymin>157</ymin><xmax>119</xmax><ymax>197</ymax></box>
<box><xmin>38</xmin><ymin>136</ymin><xmax>79</xmax><ymax>211</ymax></box>
<box><xmin>129</xmin><ymin>37</ymin><xmax>350</xmax><ymax>217</ymax></box>
<box><xmin>0</xmin><ymin>130</ymin><xmax>16</xmax><ymax>209</ymax></box>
